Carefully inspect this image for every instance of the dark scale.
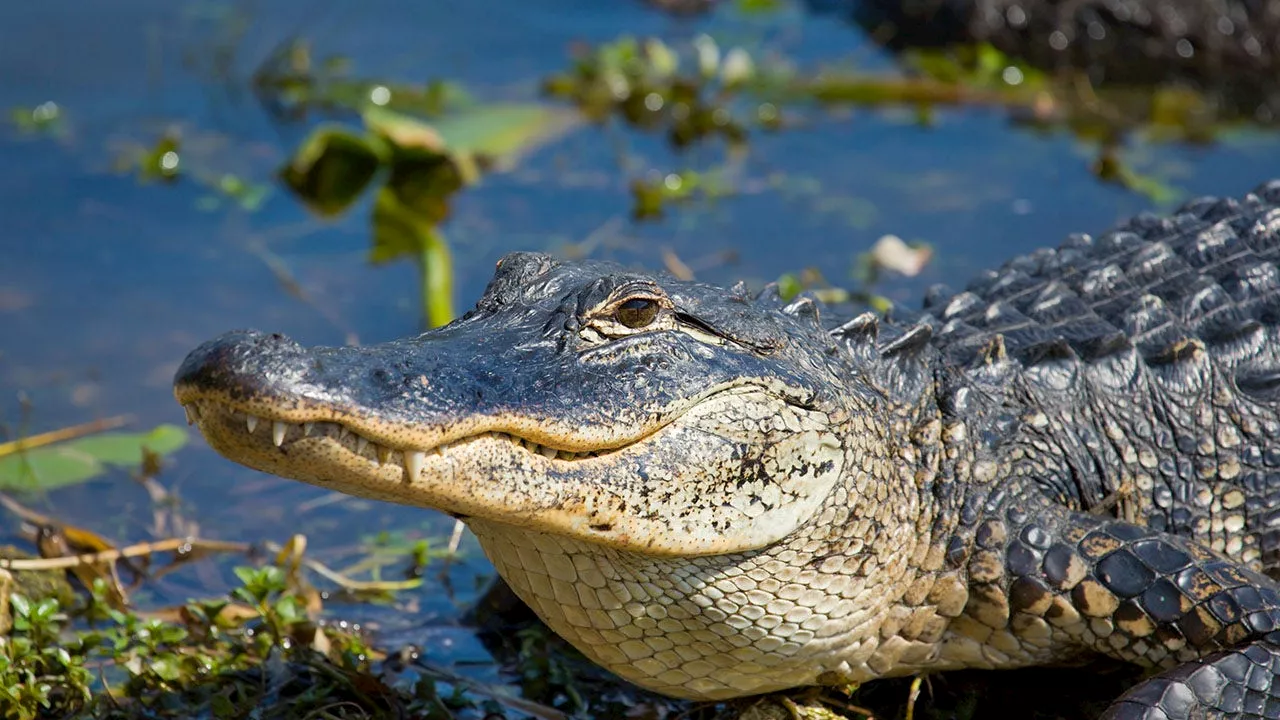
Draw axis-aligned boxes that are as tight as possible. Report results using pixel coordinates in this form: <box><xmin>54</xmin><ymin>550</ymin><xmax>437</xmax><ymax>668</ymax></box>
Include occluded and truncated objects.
<box><xmin>1098</xmin><ymin>549</ymin><xmax>1155</xmax><ymax>598</ymax></box>
<box><xmin>958</xmin><ymin>489</ymin><xmax>1280</xmax><ymax>717</ymax></box>
<box><xmin>931</xmin><ymin>183</ymin><xmax>1280</xmax><ymax>717</ymax></box>
<box><xmin>1043</xmin><ymin>544</ymin><xmax>1083</xmax><ymax>589</ymax></box>
<box><xmin>1006</xmin><ymin>541</ymin><xmax>1042</xmax><ymax>577</ymax></box>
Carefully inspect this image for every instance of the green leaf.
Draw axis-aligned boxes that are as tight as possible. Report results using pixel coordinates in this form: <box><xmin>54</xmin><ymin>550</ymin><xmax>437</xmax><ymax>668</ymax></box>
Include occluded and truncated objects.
<box><xmin>370</xmin><ymin>187</ymin><xmax>455</xmax><ymax>327</ymax></box>
<box><xmin>278</xmin><ymin>125</ymin><xmax>384</xmax><ymax>217</ymax></box>
<box><xmin>431</xmin><ymin>104</ymin><xmax>578</xmax><ymax>164</ymax></box>
<box><xmin>149</xmin><ymin>655</ymin><xmax>181</xmax><ymax>681</ymax></box>
<box><xmin>231</xmin><ymin>566</ymin><xmax>258</xmax><ymax>586</ymax></box>
<box><xmin>775</xmin><ymin>273</ymin><xmax>802</xmax><ymax>301</ymax></box>
<box><xmin>10</xmin><ymin>594</ymin><xmax>30</xmax><ymax>620</ymax></box>
<box><xmin>64</xmin><ymin>425</ymin><xmax>186</xmax><ymax>464</ymax></box>
<box><xmin>273</xmin><ymin>595</ymin><xmax>303</xmax><ymax>625</ymax></box>
<box><xmin>363</xmin><ymin>107</ymin><xmax>448</xmax><ymax>153</ymax></box>
<box><xmin>359</xmin><ymin>103</ymin><xmax>570</xmax><ymax>331</ymax></box>
<box><xmin>369</xmin><ymin>185</ymin><xmax>429</xmax><ymax>265</ymax></box>
<box><xmin>33</xmin><ymin>598</ymin><xmax>60</xmax><ymax>621</ymax></box>
<box><xmin>365</xmin><ymin>103</ymin><xmax>578</xmax><ymax>170</ymax></box>
<box><xmin>0</xmin><ymin>425</ymin><xmax>188</xmax><ymax>491</ymax></box>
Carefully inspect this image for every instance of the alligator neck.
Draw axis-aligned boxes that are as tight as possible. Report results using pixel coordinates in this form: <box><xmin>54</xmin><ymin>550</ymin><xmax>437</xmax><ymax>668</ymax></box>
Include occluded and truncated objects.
<box><xmin>464</xmin><ymin>401</ymin><xmax>947</xmax><ymax>700</ymax></box>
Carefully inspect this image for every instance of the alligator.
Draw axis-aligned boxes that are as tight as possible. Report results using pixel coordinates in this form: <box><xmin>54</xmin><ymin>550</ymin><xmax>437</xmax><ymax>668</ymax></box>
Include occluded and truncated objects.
<box><xmin>176</xmin><ymin>179</ymin><xmax>1280</xmax><ymax>719</ymax></box>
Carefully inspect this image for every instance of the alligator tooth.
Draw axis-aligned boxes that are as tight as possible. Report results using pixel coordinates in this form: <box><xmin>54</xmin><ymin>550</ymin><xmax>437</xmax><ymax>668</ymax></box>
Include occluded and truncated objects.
<box><xmin>272</xmin><ymin>421</ymin><xmax>288</xmax><ymax>447</ymax></box>
<box><xmin>337</xmin><ymin>426</ymin><xmax>350</xmax><ymax>442</ymax></box>
<box><xmin>539</xmin><ymin>445</ymin><xmax>558</xmax><ymax>459</ymax></box>
<box><xmin>356</xmin><ymin>437</ymin><xmax>369</xmax><ymax>456</ymax></box>
<box><xmin>183</xmin><ymin>405</ymin><xmax>197</xmax><ymax>425</ymax></box>
<box><xmin>404</xmin><ymin>450</ymin><xmax>425</xmax><ymax>480</ymax></box>
<box><xmin>246</xmin><ymin>415</ymin><xmax>259</xmax><ymax>434</ymax></box>
<box><xmin>302</xmin><ymin>422</ymin><xmax>314</xmax><ymax>437</ymax></box>
<box><xmin>557</xmin><ymin>450</ymin><xmax>576</xmax><ymax>460</ymax></box>
<box><xmin>376</xmin><ymin>445</ymin><xmax>391</xmax><ymax>465</ymax></box>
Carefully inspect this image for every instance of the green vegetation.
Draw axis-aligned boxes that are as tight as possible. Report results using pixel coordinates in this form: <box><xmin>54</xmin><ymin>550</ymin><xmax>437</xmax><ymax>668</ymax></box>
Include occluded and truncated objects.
<box><xmin>0</xmin><ymin>423</ymin><xmax>187</xmax><ymax>491</ymax></box>
<box><xmin>120</xmin><ymin>132</ymin><xmax>183</xmax><ymax>184</ymax></box>
<box><xmin>631</xmin><ymin>169</ymin><xmax>736</xmax><ymax>220</ymax></box>
<box><xmin>8</xmin><ymin>102</ymin><xmax>65</xmax><ymax>137</ymax></box>
<box><xmin>542</xmin><ymin>35</ymin><xmax>765</xmax><ymax>149</ymax></box>
<box><xmin>252</xmin><ymin>39</ymin><xmax>473</xmax><ymax>122</ymax></box>
<box><xmin>0</xmin><ymin>526</ymin><xmax>683</xmax><ymax>719</ymax></box>
<box><xmin>248</xmin><ymin>44</ymin><xmax>578</xmax><ymax>328</ymax></box>
<box><xmin>276</xmin><ymin>103</ymin><xmax>575</xmax><ymax>328</ymax></box>
<box><xmin>1</xmin><ymin>563</ymin><xmax>383</xmax><ymax>719</ymax></box>
<box><xmin>0</xmin><ymin>465</ymin><xmax>518</xmax><ymax>720</ymax></box>
<box><xmin>542</xmin><ymin>32</ymin><xmax>1272</xmax><ymax>206</ymax></box>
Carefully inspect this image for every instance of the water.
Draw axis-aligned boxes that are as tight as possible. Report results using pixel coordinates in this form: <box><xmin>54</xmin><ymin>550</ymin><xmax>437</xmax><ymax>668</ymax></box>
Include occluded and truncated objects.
<box><xmin>2</xmin><ymin>0</ymin><xmax>1278</xmax><ymax>704</ymax></box>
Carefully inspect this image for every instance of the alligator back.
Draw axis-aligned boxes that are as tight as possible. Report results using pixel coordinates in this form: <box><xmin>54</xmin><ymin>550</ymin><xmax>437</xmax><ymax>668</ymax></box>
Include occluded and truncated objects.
<box><xmin>908</xmin><ymin>180</ymin><xmax>1280</xmax><ymax>575</ymax></box>
<box><xmin>811</xmin><ymin>0</ymin><xmax>1280</xmax><ymax>88</ymax></box>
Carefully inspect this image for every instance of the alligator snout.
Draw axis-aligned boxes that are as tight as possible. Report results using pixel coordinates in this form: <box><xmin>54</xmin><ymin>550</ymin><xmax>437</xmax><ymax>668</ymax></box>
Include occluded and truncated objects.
<box><xmin>174</xmin><ymin>329</ymin><xmax>312</xmax><ymax>403</ymax></box>
<box><xmin>172</xmin><ymin>321</ymin><xmax>578</xmax><ymax>442</ymax></box>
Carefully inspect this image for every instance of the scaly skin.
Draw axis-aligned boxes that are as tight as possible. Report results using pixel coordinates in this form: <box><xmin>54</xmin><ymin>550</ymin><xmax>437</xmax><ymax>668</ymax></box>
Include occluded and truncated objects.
<box><xmin>808</xmin><ymin>0</ymin><xmax>1280</xmax><ymax>87</ymax></box>
<box><xmin>176</xmin><ymin>180</ymin><xmax>1280</xmax><ymax>717</ymax></box>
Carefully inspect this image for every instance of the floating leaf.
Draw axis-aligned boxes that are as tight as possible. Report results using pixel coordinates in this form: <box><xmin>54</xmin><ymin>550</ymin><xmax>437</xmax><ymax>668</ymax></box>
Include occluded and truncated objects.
<box><xmin>362</xmin><ymin>107</ymin><xmax>448</xmax><ymax>154</ymax></box>
<box><xmin>0</xmin><ymin>425</ymin><xmax>188</xmax><ymax>491</ymax></box>
<box><xmin>9</xmin><ymin>101</ymin><xmax>65</xmax><ymax>136</ymax></box>
<box><xmin>383</xmin><ymin>151</ymin><xmax>468</xmax><ymax>224</ymax></box>
<box><xmin>367</xmin><ymin>103</ymin><xmax>578</xmax><ymax>171</ymax></box>
<box><xmin>279</xmin><ymin>126</ymin><xmax>384</xmax><ymax>217</ymax></box>
<box><xmin>434</xmin><ymin>103</ymin><xmax>578</xmax><ymax>161</ymax></box>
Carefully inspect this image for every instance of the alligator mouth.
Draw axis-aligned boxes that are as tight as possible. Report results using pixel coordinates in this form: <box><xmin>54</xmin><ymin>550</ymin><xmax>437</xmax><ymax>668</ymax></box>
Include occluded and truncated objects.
<box><xmin>178</xmin><ymin>397</ymin><xmax>626</xmax><ymax>485</ymax></box>
<box><xmin>177</xmin><ymin>376</ymin><xmax>837</xmax><ymax>556</ymax></box>
<box><xmin>173</xmin><ymin>374</ymin><xmax>779</xmax><ymax>479</ymax></box>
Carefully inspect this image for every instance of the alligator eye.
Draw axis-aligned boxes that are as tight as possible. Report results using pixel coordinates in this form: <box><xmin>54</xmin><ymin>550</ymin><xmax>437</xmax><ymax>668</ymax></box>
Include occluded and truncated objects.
<box><xmin>615</xmin><ymin>298</ymin><xmax>659</xmax><ymax>328</ymax></box>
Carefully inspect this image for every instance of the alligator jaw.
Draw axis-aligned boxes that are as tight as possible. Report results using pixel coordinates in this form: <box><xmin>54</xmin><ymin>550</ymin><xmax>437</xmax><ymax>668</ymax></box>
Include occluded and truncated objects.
<box><xmin>175</xmin><ymin>375</ymin><xmax>843</xmax><ymax>557</ymax></box>
<box><xmin>174</xmin><ymin>390</ymin><xmax>659</xmax><ymax>546</ymax></box>
<box><xmin>177</xmin><ymin>395</ymin><xmax>618</xmax><ymax>480</ymax></box>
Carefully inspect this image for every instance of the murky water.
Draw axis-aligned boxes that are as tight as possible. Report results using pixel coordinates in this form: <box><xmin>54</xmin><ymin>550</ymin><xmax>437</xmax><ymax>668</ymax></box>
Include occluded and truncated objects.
<box><xmin>2</xmin><ymin>0</ymin><xmax>1279</xmax><ymax>700</ymax></box>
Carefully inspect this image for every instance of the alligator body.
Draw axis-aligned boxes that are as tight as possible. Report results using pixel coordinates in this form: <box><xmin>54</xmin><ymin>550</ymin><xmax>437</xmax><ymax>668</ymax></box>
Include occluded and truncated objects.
<box><xmin>808</xmin><ymin>0</ymin><xmax>1280</xmax><ymax>106</ymax></box>
<box><xmin>177</xmin><ymin>180</ymin><xmax>1280</xmax><ymax>718</ymax></box>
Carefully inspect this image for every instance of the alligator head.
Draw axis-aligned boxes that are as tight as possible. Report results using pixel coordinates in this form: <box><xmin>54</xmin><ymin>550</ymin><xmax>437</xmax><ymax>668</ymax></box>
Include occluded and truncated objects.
<box><xmin>175</xmin><ymin>251</ymin><xmax>931</xmax><ymax>698</ymax></box>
